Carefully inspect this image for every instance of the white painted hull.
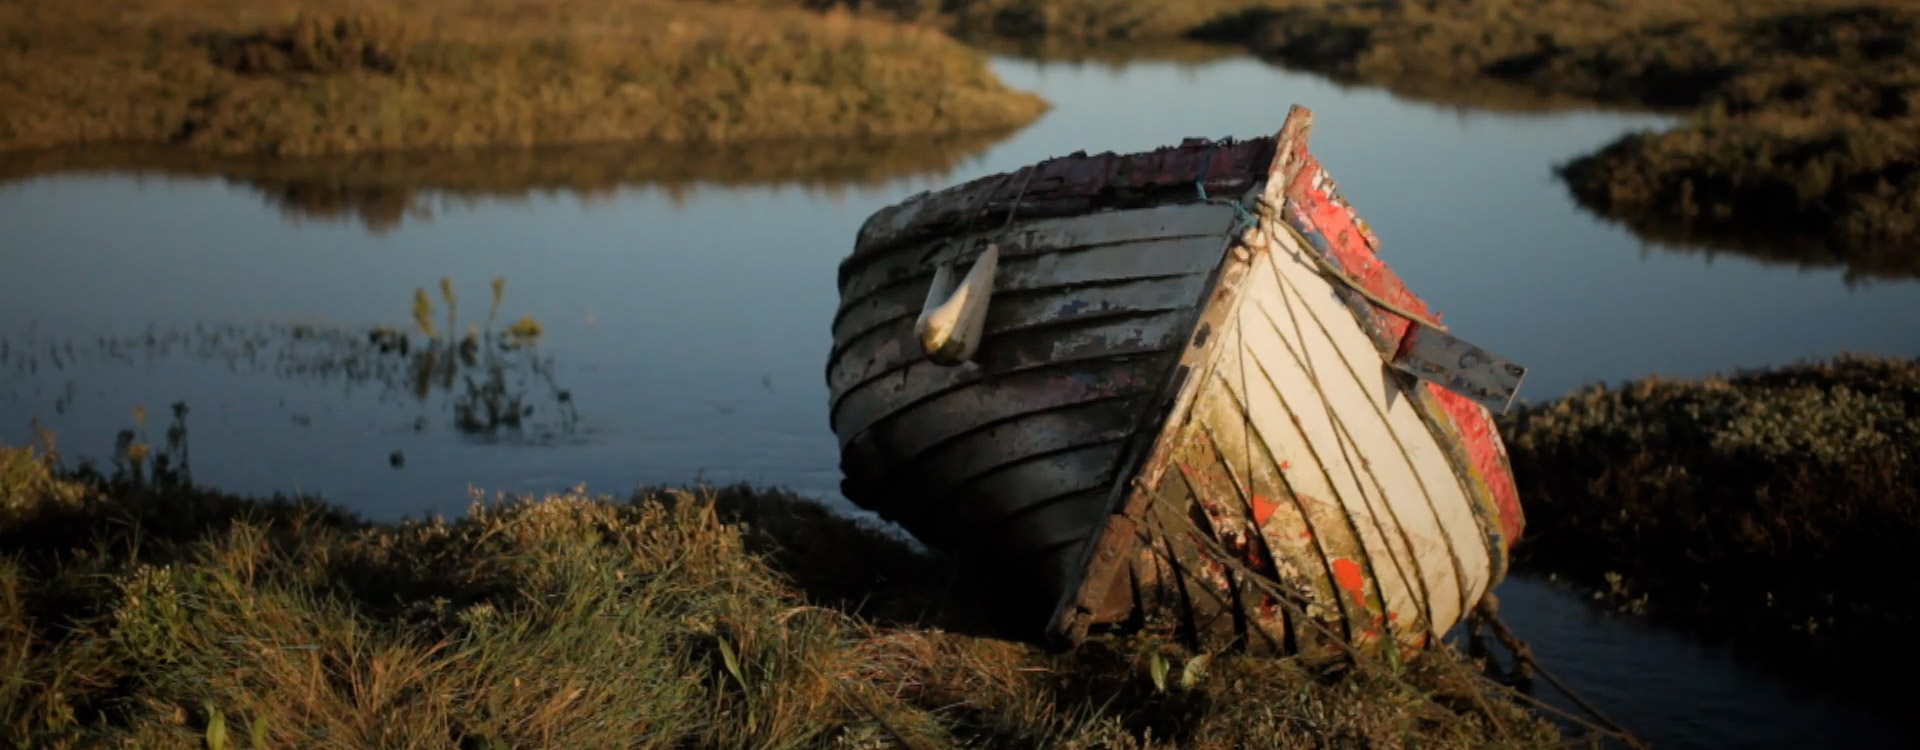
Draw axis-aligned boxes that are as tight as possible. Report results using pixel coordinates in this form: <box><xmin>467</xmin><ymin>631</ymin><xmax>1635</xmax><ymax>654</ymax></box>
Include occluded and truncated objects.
<box><xmin>827</xmin><ymin>107</ymin><xmax>1527</xmax><ymax>659</ymax></box>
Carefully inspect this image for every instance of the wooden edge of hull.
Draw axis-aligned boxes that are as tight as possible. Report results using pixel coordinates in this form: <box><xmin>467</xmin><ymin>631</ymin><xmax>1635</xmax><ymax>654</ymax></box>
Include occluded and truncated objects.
<box><xmin>1044</xmin><ymin>106</ymin><xmax>1320</xmax><ymax>650</ymax></box>
<box><xmin>1274</xmin><ymin>152</ymin><xmax>1525</xmax><ymax>581</ymax></box>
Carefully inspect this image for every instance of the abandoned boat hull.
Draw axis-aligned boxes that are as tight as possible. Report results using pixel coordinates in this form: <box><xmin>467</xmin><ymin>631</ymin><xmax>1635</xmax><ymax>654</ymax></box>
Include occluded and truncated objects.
<box><xmin>827</xmin><ymin>106</ymin><xmax>1526</xmax><ymax>658</ymax></box>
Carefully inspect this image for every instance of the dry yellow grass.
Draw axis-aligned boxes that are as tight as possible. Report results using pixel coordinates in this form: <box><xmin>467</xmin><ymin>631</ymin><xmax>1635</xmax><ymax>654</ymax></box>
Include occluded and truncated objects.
<box><xmin>0</xmin><ymin>0</ymin><xmax>1049</xmax><ymax>156</ymax></box>
<box><xmin>0</xmin><ymin>435</ymin><xmax>1572</xmax><ymax>749</ymax></box>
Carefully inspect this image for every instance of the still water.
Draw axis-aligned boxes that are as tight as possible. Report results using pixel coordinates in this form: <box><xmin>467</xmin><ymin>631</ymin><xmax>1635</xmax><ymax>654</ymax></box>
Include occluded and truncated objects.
<box><xmin>4</xmin><ymin>56</ymin><xmax>1918</xmax><ymax>749</ymax></box>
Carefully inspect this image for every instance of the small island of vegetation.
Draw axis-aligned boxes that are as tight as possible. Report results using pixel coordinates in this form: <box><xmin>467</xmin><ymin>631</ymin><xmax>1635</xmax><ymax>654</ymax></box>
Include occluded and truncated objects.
<box><xmin>1499</xmin><ymin>354</ymin><xmax>1920</xmax><ymax>685</ymax></box>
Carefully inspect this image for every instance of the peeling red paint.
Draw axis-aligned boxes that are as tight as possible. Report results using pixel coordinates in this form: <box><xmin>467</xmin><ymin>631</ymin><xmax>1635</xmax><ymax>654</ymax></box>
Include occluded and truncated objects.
<box><xmin>1249</xmin><ymin>493</ymin><xmax>1280</xmax><ymax>527</ymax></box>
<box><xmin>1431</xmin><ymin>385</ymin><xmax>1526</xmax><ymax>545</ymax></box>
<box><xmin>1331</xmin><ymin>558</ymin><xmax>1367</xmax><ymax>604</ymax></box>
<box><xmin>1283</xmin><ymin>157</ymin><xmax>1525</xmax><ymax>551</ymax></box>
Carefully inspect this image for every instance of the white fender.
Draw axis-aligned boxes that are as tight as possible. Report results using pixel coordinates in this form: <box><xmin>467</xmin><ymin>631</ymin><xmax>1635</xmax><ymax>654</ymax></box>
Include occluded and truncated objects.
<box><xmin>914</xmin><ymin>243</ymin><xmax>999</xmax><ymax>366</ymax></box>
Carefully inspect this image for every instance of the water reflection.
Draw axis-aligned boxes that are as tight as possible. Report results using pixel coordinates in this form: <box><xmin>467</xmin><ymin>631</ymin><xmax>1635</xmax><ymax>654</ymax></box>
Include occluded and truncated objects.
<box><xmin>2</xmin><ymin>277</ymin><xmax>580</xmax><ymax>446</ymax></box>
<box><xmin>0</xmin><ymin>130</ymin><xmax>1019</xmax><ymax>233</ymax></box>
<box><xmin>1470</xmin><ymin>575</ymin><xmax>1916</xmax><ymax>750</ymax></box>
<box><xmin>1567</xmin><ymin>200</ymin><xmax>1920</xmax><ymax>283</ymax></box>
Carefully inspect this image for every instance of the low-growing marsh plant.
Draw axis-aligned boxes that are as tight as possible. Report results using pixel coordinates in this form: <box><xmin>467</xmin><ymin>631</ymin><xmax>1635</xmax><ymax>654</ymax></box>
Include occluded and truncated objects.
<box><xmin>1500</xmin><ymin>354</ymin><xmax>1920</xmax><ymax>683</ymax></box>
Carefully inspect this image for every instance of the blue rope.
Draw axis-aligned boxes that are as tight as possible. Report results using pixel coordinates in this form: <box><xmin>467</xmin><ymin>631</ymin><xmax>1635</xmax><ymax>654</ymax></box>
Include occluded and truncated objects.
<box><xmin>1192</xmin><ymin>136</ymin><xmax>1234</xmax><ymax>202</ymax></box>
<box><xmin>1190</xmin><ymin>137</ymin><xmax>1260</xmax><ymax>232</ymax></box>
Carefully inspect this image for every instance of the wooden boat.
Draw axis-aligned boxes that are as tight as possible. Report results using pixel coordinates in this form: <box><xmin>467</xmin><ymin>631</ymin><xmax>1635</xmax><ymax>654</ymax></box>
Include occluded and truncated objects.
<box><xmin>825</xmin><ymin>105</ymin><xmax>1528</xmax><ymax>661</ymax></box>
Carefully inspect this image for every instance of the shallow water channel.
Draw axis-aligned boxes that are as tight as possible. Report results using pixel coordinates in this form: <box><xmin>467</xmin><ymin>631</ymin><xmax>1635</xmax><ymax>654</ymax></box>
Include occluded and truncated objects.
<box><xmin>4</xmin><ymin>55</ymin><xmax>1918</xmax><ymax>749</ymax></box>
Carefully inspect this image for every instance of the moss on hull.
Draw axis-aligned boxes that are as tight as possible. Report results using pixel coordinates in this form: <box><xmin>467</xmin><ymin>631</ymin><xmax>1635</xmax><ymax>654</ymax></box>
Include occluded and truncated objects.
<box><xmin>0</xmin><ymin>440</ymin><xmax>1561</xmax><ymax>749</ymax></box>
<box><xmin>0</xmin><ymin>0</ymin><xmax>1048</xmax><ymax>156</ymax></box>
<box><xmin>1499</xmin><ymin>354</ymin><xmax>1920</xmax><ymax>680</ymax></box>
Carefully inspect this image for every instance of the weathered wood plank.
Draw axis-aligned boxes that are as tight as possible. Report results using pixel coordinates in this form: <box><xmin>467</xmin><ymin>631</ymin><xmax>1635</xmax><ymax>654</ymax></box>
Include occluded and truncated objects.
<box><xmin>830</xmin><ymin>271</ymin><xmax>1212</xmax><ymax>366</ymax></box>
<box><xmin>836</xmin><ymin>204</ymin><xmax>1236</xmax><ymax>306</ymax></box>
<box><xmin>829</xmin><ymin>310</ymin><xmax>1191</xmax><ymax>429</ymax></box>
<box><xmin>1224</xmin><ymin>278</ymin><xmax>1424</xmax><ymax>652</ymax></box>
<box><xmin>846</xmin><ymin>140</ymin><xmax>1274</xmax><ymax>263</ymax></box>
<box><xmin>1167</xmin><ymin>422</ymin><xmax>1296</xmax><ymax>653</ymax></box>
<box><xmin>940</xmin><ymin>442</ymin><xmax>1127</xmax><ymax>533</ymax></box>
<box><xmin>1265</xmin><ymin>228</ymin><xmax>1496</xmax><ymax>625</ymax></box>
<box><xmin>838</xmin><ymin>355</ymin><xmax>1167</xmax><ymax>454</ymax></box>
<box><xmin>1390</xmin><ymin>327</ymin><xmax>1527</xmax><ymax>415</ymax></box>
<box><xmin>851</xmin><ymin>400</ymin><xmax>1145</xmax><ymax>529</ymax></box>
<box><xmin>1183</xmin><ymin>381</ymin><xmax>1347</xmax><ymax>653</ymax></box>
<box><xmin>1251</xmin><ymin>260</ymin><xmax>1463</xmax><ymax>638</ymax></box>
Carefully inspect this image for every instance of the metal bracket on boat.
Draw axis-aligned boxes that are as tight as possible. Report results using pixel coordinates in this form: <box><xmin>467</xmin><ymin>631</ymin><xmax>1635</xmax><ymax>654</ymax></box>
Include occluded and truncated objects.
<box><xmin>915</xmin><ymin>242</ymin><xmax>999</xmax><ymax>366</ymax></box>
<box><xmin>1264</xmin><ymin>200</ymin><xmax>1530</xmax><ymax>414</ymax></box>
<box><xmin>1387</xmin><ymin>328</ymin><xmax>1528</xmax><ymax>415</ymax></box>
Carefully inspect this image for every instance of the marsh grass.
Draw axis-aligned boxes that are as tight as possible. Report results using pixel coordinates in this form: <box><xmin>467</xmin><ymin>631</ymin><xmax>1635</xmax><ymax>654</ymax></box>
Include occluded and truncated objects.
<box><xmin>1499</xmin><ymin>354</ymin><xmax>1920</xmax><ymax>681</ymax></box>
<box><xmin>0</xmin><ymin>0</ymin><xmax>1048</xmax><ymax>156</ymax></box>
<box><xmin>0</xmin><ymin>436</ymin><xmax>1569</xmax><ymax>749</ymax></box>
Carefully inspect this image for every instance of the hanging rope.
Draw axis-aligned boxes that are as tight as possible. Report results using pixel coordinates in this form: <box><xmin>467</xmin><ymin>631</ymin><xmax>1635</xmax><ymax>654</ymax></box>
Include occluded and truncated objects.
<box><xmin>1471</xmin><ymin>597</ymin><xmax>1647</xmax><ymax>749</ymax></box>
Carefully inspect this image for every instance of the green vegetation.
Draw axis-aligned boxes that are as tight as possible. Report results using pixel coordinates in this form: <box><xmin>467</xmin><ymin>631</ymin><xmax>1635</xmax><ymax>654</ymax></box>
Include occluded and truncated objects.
<box><xmin>1499</xmin><ymin>354</ymin><xmax>1920</xmax><ymax>680</ymax></box>
<box><xmin>0</xmin><ymin>437</ymin><xmax>1569</xmax><ymax>749</ymax></box>
<box><xmin>0</xmin><ymin>0</ymin><xmax>1048</xmax><ymax>156</ymax></box>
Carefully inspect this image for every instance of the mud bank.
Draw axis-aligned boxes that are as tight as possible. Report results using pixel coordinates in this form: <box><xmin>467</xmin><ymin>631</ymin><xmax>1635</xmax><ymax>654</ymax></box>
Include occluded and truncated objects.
<box><xmin>1499</xmin><ymin>354</ymin><xmax>1920</xmax><ymax>682</ymax></box>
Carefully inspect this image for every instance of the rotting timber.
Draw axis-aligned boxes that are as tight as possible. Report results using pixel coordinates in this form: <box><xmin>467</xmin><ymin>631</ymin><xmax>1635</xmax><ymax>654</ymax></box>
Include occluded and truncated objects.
<box><xmin>825</xmin><ymin>105</ymin><xmax>1529</xmax><ymax>663</ymax></box>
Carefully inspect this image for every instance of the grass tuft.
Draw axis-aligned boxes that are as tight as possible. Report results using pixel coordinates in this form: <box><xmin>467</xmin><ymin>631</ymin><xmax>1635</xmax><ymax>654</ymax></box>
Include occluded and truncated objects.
<box><xmin>0</xmin><ymin>439</ymin><xmax>1564</xmax><ymax>749</ymax></box>
<box><xmin>206</xmin><ymin>11</ymin><xmax>414</xmax><ymax>76</ymax></box>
